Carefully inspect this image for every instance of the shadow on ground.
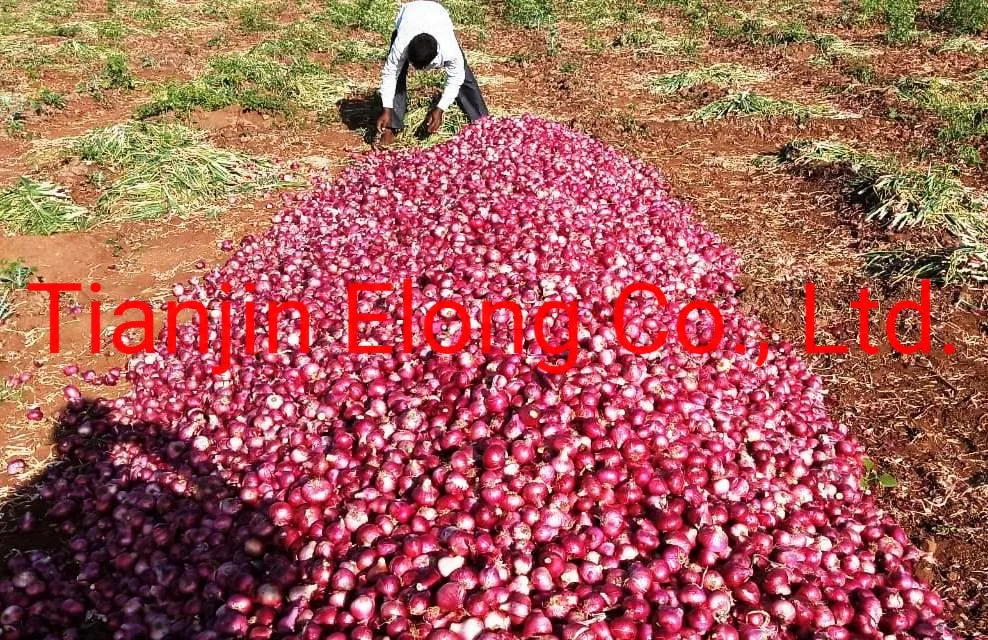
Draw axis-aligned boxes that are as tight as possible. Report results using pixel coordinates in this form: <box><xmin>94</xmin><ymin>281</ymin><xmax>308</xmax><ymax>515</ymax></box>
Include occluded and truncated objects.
<box><xmin>339</xmin><ymin>92</ymin><xmax>383</xmax><ymax>145</ymax></box>
<box><xmin>0</xmin><ymin>398</ymin><xmax>291</xmax><ymax>638</ymax></box>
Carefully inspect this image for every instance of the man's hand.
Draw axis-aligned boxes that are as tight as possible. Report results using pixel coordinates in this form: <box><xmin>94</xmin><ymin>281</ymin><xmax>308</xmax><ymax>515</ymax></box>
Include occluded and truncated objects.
<box><xmin>377</xmin><ymin>108</ymin><xmax>394</xmax><ymax>132</ymax></box>
<box><xmin>426</xmin><ymin>108</ymin><xmax>445</xmax><ymax>134</ymax></box>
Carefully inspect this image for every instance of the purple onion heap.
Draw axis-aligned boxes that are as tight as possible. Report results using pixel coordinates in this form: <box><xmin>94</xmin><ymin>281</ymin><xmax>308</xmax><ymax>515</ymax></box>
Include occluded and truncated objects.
<box><xmin>0</xmin><ymin>116</ymin><xmax>953</xmax><ymax>639</ymax></box>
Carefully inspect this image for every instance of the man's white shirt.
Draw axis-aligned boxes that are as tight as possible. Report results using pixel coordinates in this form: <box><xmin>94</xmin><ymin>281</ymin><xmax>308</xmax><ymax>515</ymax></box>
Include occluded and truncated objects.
<box><xmin>380</xmin><ymin>1</ymin><xmax>466</xmax><ymax>112</ymax></box>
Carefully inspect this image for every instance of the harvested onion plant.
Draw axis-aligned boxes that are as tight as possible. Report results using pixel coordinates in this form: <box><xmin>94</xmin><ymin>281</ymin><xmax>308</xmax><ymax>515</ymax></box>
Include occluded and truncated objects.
<box><xmin>504</xmin><ymin>0</ymin><xmax>557</xmax><ymax>29</ymax></box>
<box><xmin>936</xmin><ymin>35</ymin><xmax>988</xmax><ymax>54</ymax></box>
<box><xmin>0</xmin><ymin>117</ymin><xmax>956</xmax><ymax>640</ymax></box>
<box><xmin>326</xmin><ymin>0</ymin><xmax>412</xmax><ymax>35</ymax></box>
<box><xmin>68</xmin><ymin>120</ymin><xmax>202</xmax><ymax>163</ymax></box>
<box><xmin>865</xmin><ymin>244</ymin><xmax>988</xmax><ymax>286</ymax></box>
<box><xmin>135</xmin><ymin>51</ymin><xmax>349</xmax><ymax>119</ymax></box>
<box><xmin>0</xmin><ymin>260</ymin><xmax>34</xmax><ymax>325</ymax></box>
<box><xmin>37</xmin><ymin>121</ymin><xmax>287</xmax><ymax>222</ymax></box>
<box><xmin>777</xmin><ymin>140</ymin><xmax>988</xmax><ymax>285</ymax></box>
<box><xmin>331</xmin><ymin>38</ymin><xmax>389</xmax><ymax>63</ymax></box>
<box><xmin>777</xmin><ymin>140</ymin><xmax>987</xmax><ymax>235</ymax></box>
<box><xmin>0</xmin><ymin>289</ymin><xmax>14</xmax><ymax>325</ymax></box>
<box><xmin>895</xmin><ymin>75</ymin><xmax>988</xmax><ymax>144</ymax></box>
<box><xmin>0</xmin><ymin>260</ymin><xmax>36</xmax><ymax>290</ymax></box>
<box><xmin>392</xmin><ymin>102</ymin><xmax>470</xmax><ymax>148</ymax></box>
<box><xmin>557</xmin><ymin>0</ymin><xmax>640</xmax><ymax>26</ymax></box>
<box><xmin>1</xmin><ymin>91</ymin><xmax>29</xmax><ymax>133</ymax></box>
<box><xmin>687</xmin><ymin>91</ymin><xmax>853</xmax><ymax>122</ymax></box>
<box><xmin>614</xmin><ymin>24</ymin><xmax>700</xmax><ymax>56</ymax></box>
<box><xmin>647</xmin><ymin>64</ymin><xmax>771</xmax><ymax>94</ymax></box>
<box><xmin>96</xmin><ymin>144</ymin><xmax>284</xmax><ymax>221</ymax></box>
<box><xmin>0</xmin><ymin>177</ymin><xmax>90</xmax><ymax>234</ymax></box>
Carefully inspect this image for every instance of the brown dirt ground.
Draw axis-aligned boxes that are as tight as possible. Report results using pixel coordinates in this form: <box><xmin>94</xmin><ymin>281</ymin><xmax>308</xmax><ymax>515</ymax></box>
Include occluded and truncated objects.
<box><xmin>1</xmin><ymin>2</ymin><xmax>987</xmax><ymax>635</ymax></box>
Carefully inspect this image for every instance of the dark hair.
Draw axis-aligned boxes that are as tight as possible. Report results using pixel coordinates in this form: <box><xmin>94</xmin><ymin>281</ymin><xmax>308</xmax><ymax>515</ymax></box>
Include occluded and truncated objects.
<box><xmin>408</xmin><ymin>33</ymin><xmax>438</xmax><ymax>69</ymax></box>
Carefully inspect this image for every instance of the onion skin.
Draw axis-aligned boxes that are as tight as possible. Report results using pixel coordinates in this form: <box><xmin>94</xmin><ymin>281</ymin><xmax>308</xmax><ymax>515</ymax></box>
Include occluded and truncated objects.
<box><xmin>0</xmin><ymin>117</ymin><xmax>955</xmax><ymax>640</ymax></box>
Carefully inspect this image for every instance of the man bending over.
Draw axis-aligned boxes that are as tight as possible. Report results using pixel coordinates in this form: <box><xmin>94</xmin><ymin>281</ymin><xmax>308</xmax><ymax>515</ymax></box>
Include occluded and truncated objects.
<box><xmin>377</xmin><ymin>0</ymin><xmax>489</xmax><ymax>145</ymax></box>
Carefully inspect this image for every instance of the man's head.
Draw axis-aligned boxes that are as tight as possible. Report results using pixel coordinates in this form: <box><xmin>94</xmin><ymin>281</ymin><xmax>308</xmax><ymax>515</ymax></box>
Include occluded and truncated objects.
<box><xmin>408</xmin><ymin>33</ymin><xmax>438</xmax><ymax>69</ymax></box>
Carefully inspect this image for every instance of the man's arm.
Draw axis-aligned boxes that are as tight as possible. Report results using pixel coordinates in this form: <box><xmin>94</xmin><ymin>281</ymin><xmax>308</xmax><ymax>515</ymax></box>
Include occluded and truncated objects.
<box><xmin>380</xmin><ymin>4</ymin><xmax>406</xmax><ymax>110</ymax></box>
<box><xmin>380</xmin><ymin>37</ymin><xmax>408</xmax><ymax>111</ymax></box>
<box><xmin>437</xmin><ymin>50</ymin><xmax>466</xmax><ymax>112</ymax></box>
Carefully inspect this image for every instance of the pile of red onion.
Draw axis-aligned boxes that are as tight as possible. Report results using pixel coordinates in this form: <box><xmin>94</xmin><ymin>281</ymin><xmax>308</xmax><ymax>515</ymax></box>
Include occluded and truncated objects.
<box><xmin>0</xmin><ymin>116</ymin><xmax>954</xmax><ymax>639</ymax></box>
